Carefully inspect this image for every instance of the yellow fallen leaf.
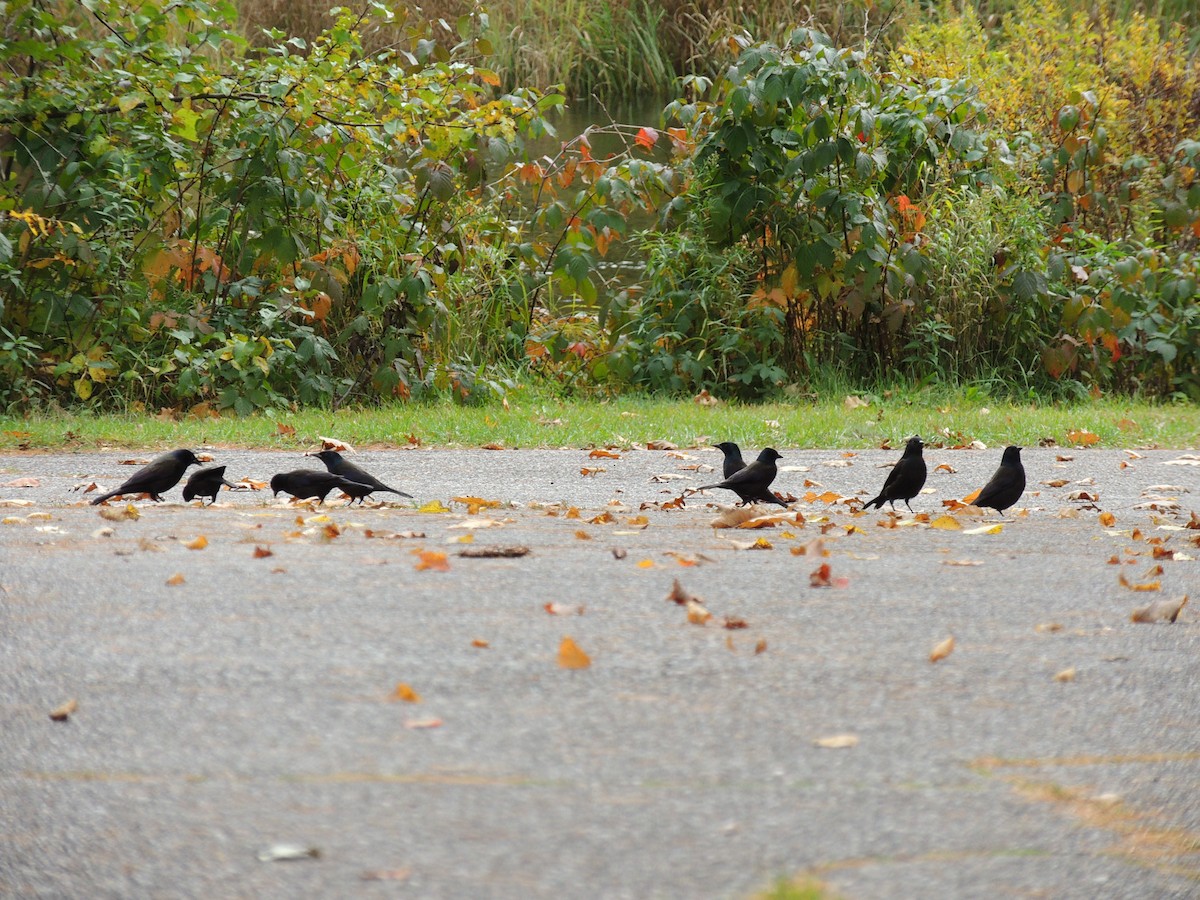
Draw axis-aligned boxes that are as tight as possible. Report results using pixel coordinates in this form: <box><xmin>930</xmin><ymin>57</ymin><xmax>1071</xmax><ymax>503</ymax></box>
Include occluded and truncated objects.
<box><xmin>166</xmin><ymin>572</ymin><xmax>185</xmax><ymax>586</ymax></box>
<box><xmin>391</xmin><ymin>683</ymin><xmax>421</xmax><ymax>703</ymax></box>
<box><xmin>183</xmin><ymin>535</ymin><xmax>208</xmax><ymax>550</ymax></box>
<box><xmin>930</xmin><ymin>515</ymin><xmax>962</xmax><ymax>531</ymax></box>
<box><xmin>558</xmin><ymin>636</ymin><xmax>591</xmax><ymax>669</ymax></box>
<box><xmin>686</xmin><ymin>599</ymin><xmax>712</xmax><ymax>625</ymax></box>
<box><xmin>1099</xmin><ymin>511</ymin><xmax>1116</xmax><ymax>527</ymax></box>
<box><xmin>963</xmin><ymin>523</ymin><xmax>1003</xmax><ymax>535</ymax></box>
<box><xmin>929</xmin><ymin>635</ymin><xmax>955</xmax><ymax>663</ymax></box>
<box><xmin>637</xmin><ymin>559</ymin><xmax>655</xmax><ymax>568</ymax></box>
<box><xmin>813</xmin><ymin>734</ymin><xmax>859</xmax><ymax>749</ymax></box>
<box><xmin>1054</xmin><ymin>667</ymin><xmax>1076</xmax><ymax>682</ymax></box>
<box><xmin>48</xmin><ymin>698</ymin><xmax>78</xmax><ymax>722</ymax></box>
<box><xmin>418</xmin><ymin>500</ymin><xmax>450</xmax><ymax>514</ymax></box>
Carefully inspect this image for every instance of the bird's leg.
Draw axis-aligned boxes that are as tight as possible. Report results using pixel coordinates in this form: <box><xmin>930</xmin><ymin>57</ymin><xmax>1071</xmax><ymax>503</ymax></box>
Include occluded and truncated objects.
<box><xmin>904</xmin><ymin>500</ymin><xmax>914</xmax><ymax>513</ymax></box>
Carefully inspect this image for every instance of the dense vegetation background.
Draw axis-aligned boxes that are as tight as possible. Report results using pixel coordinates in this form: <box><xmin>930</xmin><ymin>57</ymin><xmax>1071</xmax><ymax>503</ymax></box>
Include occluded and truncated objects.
<box><xmin>1</xmin><ymin>0</ymin><xmax>1198</xmax><ymax>414</ymax></box>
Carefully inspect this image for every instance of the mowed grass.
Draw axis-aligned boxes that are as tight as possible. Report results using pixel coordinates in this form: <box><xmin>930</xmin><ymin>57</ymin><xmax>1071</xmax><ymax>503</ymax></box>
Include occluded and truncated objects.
<box><xmin>2</xmin><ymin>391</ymin><xmax>1197</xmax><ymax>451</ymax></box>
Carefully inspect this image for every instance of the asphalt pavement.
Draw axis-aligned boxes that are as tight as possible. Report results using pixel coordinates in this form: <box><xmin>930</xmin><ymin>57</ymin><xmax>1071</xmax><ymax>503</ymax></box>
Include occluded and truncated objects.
<box><xmin>1</xmin><ymin>444</ymin><xmax>1198</xmax><ymax>899</ymax></box>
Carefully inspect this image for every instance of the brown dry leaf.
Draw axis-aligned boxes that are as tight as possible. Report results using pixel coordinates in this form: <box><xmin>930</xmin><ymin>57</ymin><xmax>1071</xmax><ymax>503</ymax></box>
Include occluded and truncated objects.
<box><xmin>754</xmin><ymin>639</ymin><xmax>768</xmax><ymax>655</ymax></box>
<box><xmin>574</xmin><ymin>529</ymin><xmax>592</xmax><ymax>541</ymax></box>
<box><xmin>810</xmin><ymin>563</ymin><xmax>833</xmax><ymax>587</ymax></box>
<box><xmin>943</xmin><ymin>559</ymin><xmax>984</xmax><ymax>567</ymax></box>
<box><xmin>447</xmin><ymin>517</ymin><xmax>505</xmax><ymax>530</ymax></box>
<box><xmin>457</xmin><ymin>545</ymin><xmax>531</xmax><ymax>558</ymax></box>
<box><xmin>120</xmin><ymin>458</ymin><xmax>150</xmax><ymax>466</ymax></box>
<box><xmin>930</xmin><ymin>515</ymin><xmax>962</xmax><ymax>531</ymax></box>
<box><xmin>98</xmin><ymin>503</ymin><xmax>140</xmax><ymax>522</ymax></box>
<box><xmin>1131</xmin><ymin>595</ymin><xmax>1188</xmax><ymax>624</ymax></box>
<box><xmin>1055</xmin><ymin>667</ymin><xmax>1077</xmax><ymax>682</ymax></box>
<box><xmin>589</xmin><ymin>511</ymin><xmax>615</xmax><ymax>525</ymax></box>
<box><xmin>183</xmin><ymin>535</ymin><xmax>208</xmax><ymax>550</ymax></box>
<box><xmin>471</xmin><ymin>639</ymin><xmax>490</xmax><ymax>648</ymax></box>
<box><xmin>686</xmin><ymin>599</ymin><xmax>713</xmax><ymax>625</ymax></box>
<box><xmin>693</xmin><ymin>389</ymin><xmax>720</xmax><ymax>406</ymax></box>
<box><xmin>1067</xmin><ymin>429</ymin><xmax>1101</xmax><ymax>446</ymax></box>
<box><xmin>814</xmin><ymin>734</ymin><xmax>859</xmax><ymax>749</ymax></box>
<box><xmin>557</xmin><ymin>636</ymin><xmax>591</xmax><ymax>669</ymax></box>
<box><xmin>404</xmin><ymin>717</ymin><xmax>443</xmax><ymax>729</ymax></box>
<box><xmin>710</xmin><ymin>505</ymin><xmax>765</xmax><ymax>528</ymax></box>
<box><xmin>588</xmin><ymin>449</ymin><xmax>621</xmax><ymax>459</ymax></box>
<box><xmin>1035</xmin><ymin>622</ymin><xmax>1064</xmax><ymax>633</ymax></box>
<box><xmin>166</xmin><ymin>572</ymin><xmax>185</xmax><ymax>586</ymax></box>
<box><xmin>929</xmin><ymin>635</ymin><xmax>955</xmax><ymax>663</ymax></box>
<box><xmin>275</xmin><ymin>422</ymin><xmax>296</xmax><ymax>437</ymax></box>
<box><xmin>1118</xmin><ymin>573</ymin><xmax>1160</xmax><ymax>592</ymax></box>
<box><xmin>1099</xmin><ymin>511</ymin><xmax>1116</xmax><ymax>527</ymax></box>
<box><xmin>544</xmin><ymin>602</ymin><xmax>583</xmax><ymax>616</ymax></box>
<box><xmin>319</xmin><ymin>435</ymin><xmax>354</xmax><ymax>452</ymax></box>
<box><xmin>414</xmin><ymin>550</ymin><xmax>450</xmax><ymax>572</ymax></box>
<box><xmin>843</xmin><ymin>395</ymin><xmax>869</xmax><ymax>410</ymax></box>
<box><xmin>48</xmin><ymin>698</ymin><xmax>78</xmax><ymax>722</ymax></box>
<box><xmin>933</xmin><ymin>464</ymin><xmax>956</xmax><ymax>474</ymax></box>
<box><xmin>723</xmin><ymin>616</ymin><xmax>749</xmax><ymax>630</ymax></box>
<box><xmin>667</xmin><ymin>578</ymin><xmax>695</xmax><ymax>605</ymax></box>
<box><xmin>2</xmin><ymin>477</ymin><xmax>40</xmax><ymax>488</ymax></box>
<box><xmin>238</xmin><ymin>477</ymin><xmax>268</xmax><ymax>490</ymax></box>
<box><xmin>252</xmin><ymin>545</ymin><xmax>274</xmax><ymax>559</ymax></box>
<box><xmin>1152</xmin><ymin>545</ymin><xmax>1176</xmax><ymax>561</ymax></box>
<box><xmin>646</xmin><ymin>440</ymin><xmax>678</xmax><ymax>450</ymax></box>
<box><xmin>361</xmin><ymin>868</ymin><xmax>413</xmax><ymax>883</ymax></box>
<box><xmin>364</xmin><ymin>529</ymin><xmax>426</xmax><ymax>540</ymax></box>
<box><xmin>1043</xmin><ymin>479</ymin><xmax>1070</xmax><ymax>488</ymax></box>
<box><xmin>391</xmin><ymin>683</ymin><xmax>421</xmax><ymax>703</ymax></box>
<box><xmin>580</xmin><ymin>467</ymin><xmax>605</xmax><ymax>477</ymax></box>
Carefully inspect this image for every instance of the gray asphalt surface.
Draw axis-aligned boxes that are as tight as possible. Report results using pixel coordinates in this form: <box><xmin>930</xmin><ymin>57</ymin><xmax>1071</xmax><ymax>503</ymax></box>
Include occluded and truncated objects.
<box><xmin>1</xmin><ymin>445</ymin><xmax>1198</xmax><ymax>899</ymax></box>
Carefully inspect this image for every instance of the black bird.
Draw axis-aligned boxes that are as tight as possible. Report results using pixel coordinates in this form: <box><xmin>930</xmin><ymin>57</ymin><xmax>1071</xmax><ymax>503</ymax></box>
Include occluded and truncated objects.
<box><xmin>863</xmin><ymin>436</ymin><xmax>927</xmax><ymax>513</ymax></box>
<box><xmin>713</xmin><ymin>441</ymin><xmax>746</xmax><ymax>480</ymax></box>
<box><xmin>270</xmin><ymin>469</ymin><xmax>373</xmax><ymax>505</ymax></box>
<box><xmin>182</xmin><ymin>465</ymin><xmax>239</xmax><ymax>506</ymax></box>
<box><xmin>90</xmin><ymin>449</ymin><xmax>201</xmax><ymax>505</ymax></box>
<box><xmin>309</xmin><ymin>449</ymin><xmax>413</xmax><ymax>501</ymax></box>
<box><xmin>695</xmin><ymin>447</ymin><xmax>786</xmax><ymax>506</ymax></box>
<box><xmin>972</xmin><ymin>445</ymin><xmax>1026</xmax><ymax>515</ymax></box>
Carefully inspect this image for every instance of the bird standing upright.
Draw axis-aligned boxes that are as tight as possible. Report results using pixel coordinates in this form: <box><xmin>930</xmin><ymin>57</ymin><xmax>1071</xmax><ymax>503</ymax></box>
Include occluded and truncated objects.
<box><xmin>713</xmin><ymin>442</ymin><xmax>746</xmax><ymax>480</ymax></box>
<box><xmin>972</xmin><ymin>446</ymin><xmax>1026</xmax><ymax>515</ymax></box>
<box><xmin>270</xmin><ymin>470</ymin><xmax>374</xmax><ymax>505</ymax></box>
<box><xmin>308</xmin><ymin>450</ymin><xmax>413</xmax><ymax>501</ymax></box>
<box><xmin>695</xmin><ymin>448</ymin><xmax>786</xmax><ymax>506</ymax></box>
<box><xmin>862</xmin><ymin>436</ymin><xmax>927</xmax><ymax>513</ymax></box>
<box><xmin>182</xmin><ymin>465</ymin><xmax>239</xmax><ymax>506</ymax></box>
<box><xmin>90</xmin><ymin>449</ymin><xmax>201</xmax><ymax>505</ymax></box>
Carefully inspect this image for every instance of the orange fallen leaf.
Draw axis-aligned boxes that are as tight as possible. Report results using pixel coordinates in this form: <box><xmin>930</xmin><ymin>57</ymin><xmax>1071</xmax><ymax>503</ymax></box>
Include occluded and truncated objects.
<box><xmin>810</xmin><ymin>563</ymin><xmax>832</xmax><ymax>587</ymax></box>
<box><xmin>686</xmin><ymin>599</ymin><xmax>712</xmax><ymax>625</ymax></box>
<box><xmin>391</xmin><ymin>683</ymin><xmax>421</xmax><ymax>703</ymax></box>
<box><xmin>404</xmin><ymin>717</ymin><xmax>443</xmax><ymax>729</ymax></box>
<box><xmin>588</xmin><ymin>449</ymin><xmax>621</xmax><ymax>459</ymax></box>
<box><xmin>557</xmin><ymin>636</ymin><xmax>591</xmax><ymax>669</ymax></box>
<box><xmin>754</xmin><ymin>638</ymin><xmax>768</xmax><ymax>655</ymax></box>
<box><xmin>1067</xmin><ymin>429</ymin><xmax>1100</xmax><ymax>446</ymax></box>
<box><xmin>588</xmin><ymin>511</ymin><xmax>614</xmax><ymax>525</ymax></box>
<box><xmin>471</xmin><ymin>639</ymin><xmax>490</xmax><ymax>648</ymax></box>
<box><xmin>183</xmin><ymin>535</ymin><xmax>208</xmax><ymax>550</ymax></box>
<box><xmin>1119</xmin><ymin>573</ymin><xmax>1160</xmax><ymax>592</ymax></box>
<box><xmin>962</xmin><ymin>488</ymin><xmax>982</xmax><ymax>504</ymax></box>
<box><xmin>166</xmin><ymin>572</ymin><xmax>185</xmax><ymax>586</ymax></box>
<box><xmin>929</xmin><ymin>635</ymin><xmax>955</xmax><ymax>663</ymax></box>
<box><xmin>49</xmin><ymin>698</ymin><xmax>78</xmax><ymax>722</ymax></box>
<box><xmin>1099</xmin><ymin>511</ymin><xmax>1116</xmax><ymax>527</ymax></box>
<box><xmin>580</xmin><ymin>467</ymin><xmax>605</xmax><ymax>476</ymax></box>
<box><xmin>251</xmin><ymin>545</ymin><xmax>274</xmax><ymax>559</ymax></box>
<box><xmin>414</xmin><ymin>550</ymin><xmax>450</xmax><ymax>572</ymax></box>
<box><xmin>275</xmin><ymin>422</ymin><xmax>296</xmax><ymax>437</ymax></box>
<box><xmin>574</xmin><ymin>530</ymin><xmax>592</xmax><ymax>540</ymax></box>
<box><xmin>1054</xmin><ymin>667</ymin><xmax>1077</xmax><ymax>682</ymax></box>
<box><xmin>933</xmin><ymin>464</ymin><xmax>956</xmax><ymax>474</ymax></box>
<box><xmin>637</xmin><ymin>559</ymin><xmax>655</xmax><ymax>568</ymax></box>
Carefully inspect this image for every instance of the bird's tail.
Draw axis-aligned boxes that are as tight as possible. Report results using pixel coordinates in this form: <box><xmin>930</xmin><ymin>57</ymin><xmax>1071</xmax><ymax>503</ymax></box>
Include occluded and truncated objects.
<box><xmin>862</xmin><ymin>495</ymin><xmax>883</xmax><ymax>509</ymax></box>
<box><xmin>386</xmin><ymin>487</ymin><xmax>414</xmax><ymax>499</ymax></box>
<box><xmin>89</xmin><ymin>491</ymin><xmax>121</xmax><ymax>506</ymax></box>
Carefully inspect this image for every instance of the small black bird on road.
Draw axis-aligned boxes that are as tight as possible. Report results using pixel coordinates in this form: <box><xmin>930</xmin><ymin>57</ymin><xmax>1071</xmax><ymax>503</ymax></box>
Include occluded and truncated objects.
<box><xmin>90</xmin><ymin>449</ymin><xmax>201</xmax><ymax>505</ymax></box>
<box><xmin>270</xmin><ymin>470</ymin><xmax>373</xmax><ymax>505</ymax></box>
<box><xmin>309</xmin><ymin>450</ymin><xmax>413</xmax><ymax>501</ymax></box>
<box><xmin>182</xmin><ymin>465</ymin><xmax>239</xmax><ymax>506</ymax></box>
<box><xmin>862</xmin><ymin>436</ymin><xmax>927</xmax><ymax>513</ymax></box>
<box><xmin>713</xmin><ymin>441</ymin><xmax>746</xmax><ymax>480</ymax></box>
<box><xmin>695</xmin><ymin>447</ymin><xmax>786</xmax><ymax>506</ymax></box>
<box><xmin>972</xmin><ymin>445</ymin><xmax>1026</xmax><ymax>515</ymax></box>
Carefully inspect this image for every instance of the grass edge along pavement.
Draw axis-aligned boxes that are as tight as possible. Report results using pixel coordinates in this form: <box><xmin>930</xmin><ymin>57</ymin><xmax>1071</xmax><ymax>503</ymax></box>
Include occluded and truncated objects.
<box><xmin>1</xmin><ymin>395</ymin><xmax>1198</xmax><ymax>452</ymax></box>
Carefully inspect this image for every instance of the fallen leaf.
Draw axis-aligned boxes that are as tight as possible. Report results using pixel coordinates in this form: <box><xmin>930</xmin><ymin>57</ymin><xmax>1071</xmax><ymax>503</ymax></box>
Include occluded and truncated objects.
<box><xmin>457</xmin><ymin>545</ymin><xmax>530</xmax><ymax>558</ymax></box>
<box><xmin>252</xmin><ymin>545</ymin><xmax>273</xmax><ymax>558</ymax></box>
<box><xmin>686</xmin><ymin>599</ymin><xmax>713</xmax><ymax>625</ymax></box>
<box><xmin>1131</xmin><ymin>595</ymin><xmax>1187</xmax><ymax>623</ymax></box>
<box><xmin>417</xmin><ymin>500</ymin><xmax>450</xmax><ymax>513</ymax></box>
<box><xmin>637</xmin><ymin>559</ymin><xmax>656</xmax><ymax>568</ymax></box>
<box><xmin>580</xmin><ymin>467</ymin><xmax>605</xmax><ymax>476</ymax></box>
<box><xmin>183</xmin><ymin>535</ymin><xmax>208</xmax><ymax>550</ymax></box>
<box><xmin>49</xmin><ymin>698</ymin><xmax>78</xmax><ymax>722</ymax></box>
<box><xmin>943</xmin><ymin>559</ymin><xmax>984</xmax><ymax>566</ymax></box>
<box><xmin>360</xmin><ymin>868</ymin><xmax>412</xmax><ymax>882</ymax></box>
<box><xmin>120</xmin><ymin>458</ymin><xmax>150</xmax><ymax>466</ymax></box>
<box><xmin>275</xmin><ymin>422</ymin><xmax>296</xmax><ymax>437</ymax></box>
<box><xmin>1099</xmin><ymin>511</ymin><xmax>1116</xmax><ymax>527</ymax></box>
<box><xmin>471</xmin><ymin>639</ymin><xmax>489</xmax><ymax>648</ymax></box>
<box><xmin>1043</xmin><ymin>479</ymin><xmax>1070</xmax><ymax>488</ymax></box>
<box><xmin>930</xmin><ymin>515</ymin><xmax>962</xmax><ymax>531</ymax></box>
<box><xmin>1118</xmin><ymin>573</ymin><xmax>1160</xmax><ymax>592</ymax></box>
<box><xmin>2</xmin><ymin>477</ymin><xmax>40</xmax><ymax>488</ymax></box>
<box><xmin>1054</xmin><ymin>667</ymin><xmax>1077</xmax><ymax>682</ymax></box>
<box><xmin>1035</xmin><ymin>622</ymin><xmax>1063</xmax><ymax>633</ymax></box>
<box><xmin>810</xmin><ymin>563</ymin><xmax>833</xmax><ymax>587</ymax></box>
<box><xmin>452</xmin><ymin>496</ymin><xmax>503</xmax><ymax>514</ymax></box>
<box><xmin>257</xmin><ymin>844</ymin><xmax>320</xmax><ymax>862</ymax></box>
<box><xmin>544</xmin><ymin>602</ymin><xmax>583</xmax><ymax>616</ymax></box>
<box><xmin>574</xmin><ymin>530</ymin><xmax>592</xmax><ymax>541</ymax></box>
<box><xmin>843</xmin><ymin>395</ymin><xmax>869</xmax><ymax>409</ymax></box>
<box><xmin>963</xmin><ymin>523</ymin><xmax>1003</xmax><ymax>535</ymax></box>
<box><xmin>929</xmin><ymin>635</ymin><xmax>955</xmax><ymax>663</ymax></box>
<box><xmin>646</xmin><ymin>440</ymin><xmax>678</xmax><ymax>450</ymax></box>
<box><xmin>98</xmin><ymin>503</ymin><xmax>140</xmax><ymax>521</ymax></box>
<box><xmin>391</xmin><ymin>683</ymin><xmax>421</xmax><ymax>703</ymax></box>
<box><xmin>1066</xmin><ymin>429</ymin><xmax>1100</xmax><ymax>446</ymax></box>
<box><xmin>404</xmin><ymin>717</ymin><xmax>443</xmax><ymax>729</ymax></box>
<box><xmin>588</xmin><ymin>449</ymin><xmax>621</xmax><ymax>459</ymax></box>
<box><xmin>447</xmin><ymin>517</ymin><xmax>505</xmax><ymax>530</ymax></box>
<box><xmin>364</xmin><ymin>529</ymin><xmax>426</xmax><ymax>540</ymax></box>
<box><xmin>754</xmin><ymin>639</ymin><xmax>768</xmax><ymax>654</ymax></box>
<box><xmin>319</xmin><ymin>435</ymin><xmax>353</xmax><ymax>452</ymax></box>
<box><xmin>166</xmin><ymin>573</ymin><xmax>185</xmax><ymax>586</ymax></box>
<box><xmin>814</xmin><ymin>734</ymin><xmax>859</xmax><ymax>749</ymax></box>
<box><xmin>558</xmin><ymin>636</ymin><xmax>591</xmax><ymax>669</ymax></box>
<box><xmin>414</xmin><ymin>550</ymin><xmax>450</xmax><ymax>572</ymax></box>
